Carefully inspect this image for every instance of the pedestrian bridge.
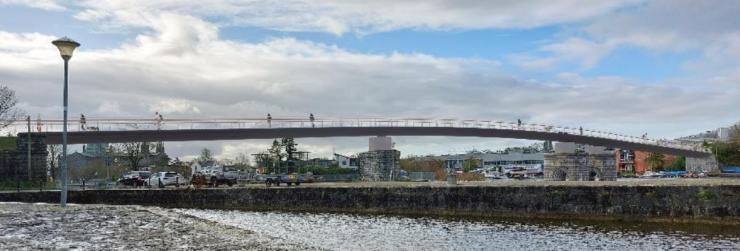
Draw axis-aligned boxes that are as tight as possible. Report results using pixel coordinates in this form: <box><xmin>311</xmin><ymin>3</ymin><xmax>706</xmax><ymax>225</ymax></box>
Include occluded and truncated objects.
<box><xmin>12</xmin><ymin>117</ymin><xmax>710</xmax><ymax>157</ymax></box>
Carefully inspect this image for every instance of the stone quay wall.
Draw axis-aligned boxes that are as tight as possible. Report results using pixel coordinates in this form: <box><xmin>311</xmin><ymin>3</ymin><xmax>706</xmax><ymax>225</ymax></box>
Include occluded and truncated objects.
<box><xmin>1</xmin><ymin>185</ymin><xmax>739</xmax><ymax>224</ymax></box>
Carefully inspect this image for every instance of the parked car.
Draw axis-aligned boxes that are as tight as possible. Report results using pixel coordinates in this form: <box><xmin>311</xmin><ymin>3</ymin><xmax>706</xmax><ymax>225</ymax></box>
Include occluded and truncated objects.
<box><xmin>118</xmin><ymin>171</ymin><xmax>151</xmax><ymax>186</ymax></box>
<box><xmin>144</xmin><ymin>172</ymin><xmax>186</xmax><ymax>188</ymax></box>
<box><xmin>191</xmin><ymin>168</ymin><xmax>238</xmax><ymax>187</ymax></box>
<box><xmin>265</xmin><ymin>173</ymin><xmax>301</xmax><ymax>187</ymax></box>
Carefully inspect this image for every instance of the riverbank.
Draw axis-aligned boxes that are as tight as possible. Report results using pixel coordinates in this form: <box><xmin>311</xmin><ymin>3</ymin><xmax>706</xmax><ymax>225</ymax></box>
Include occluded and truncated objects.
<box><xmin>1</xmin><ymin>180</ymin><xmax>738</xmax><ymax>225</ymax></box>
<box><xmin>0</xmin><ymin>202</ymin><xmax>313</xmax><ymax>250</ymax></box>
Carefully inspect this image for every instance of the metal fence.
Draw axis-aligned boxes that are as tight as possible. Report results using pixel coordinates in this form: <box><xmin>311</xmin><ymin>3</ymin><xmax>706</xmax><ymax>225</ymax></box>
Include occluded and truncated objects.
<box><xmin>4</xmin><ymin>117</ymin><xmax>708</xmax><ymax>153</ymax></box>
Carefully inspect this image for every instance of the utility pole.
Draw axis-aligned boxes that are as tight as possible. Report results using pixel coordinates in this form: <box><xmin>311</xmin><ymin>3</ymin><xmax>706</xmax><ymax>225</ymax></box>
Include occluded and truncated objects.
<box><xmin>27</xmin><ymin>115</ymin><xmax>31</xmax><ymax>182</ymax></box>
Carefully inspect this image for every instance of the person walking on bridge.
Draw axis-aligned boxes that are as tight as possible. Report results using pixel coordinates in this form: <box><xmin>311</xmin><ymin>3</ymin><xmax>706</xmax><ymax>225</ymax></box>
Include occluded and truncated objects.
<box><xmin>154</xmin><ymin>112</ymin><xmax>162</xmax><ymax>130</ymax></box>
<box><xmin>579</xmin><ymin>126</ymin><xmax>583</xmax><ymax>136</ymax></box>
<box><xmin>267</xmin><ymin>113</ymin><xmax>272</xmax><ymax>128</ymax></box>
<box><xmin>517</xmin><ymin>119</ymin><xmax>522</xmax><ymax>128</ymax></box>
<box><xmin>80</xmin><ymin>114</ymin><xmax>86</xmax><ymax>131</ymax></box>
<box><xmin>309</xmin><ymin>113</ymin><xmax>315</xmax><ymax>128</ymax></box>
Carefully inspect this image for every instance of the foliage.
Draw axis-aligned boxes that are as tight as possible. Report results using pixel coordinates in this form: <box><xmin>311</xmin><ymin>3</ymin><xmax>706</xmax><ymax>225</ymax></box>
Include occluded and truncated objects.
<box><xmin>0</xmin><ymin>180</ymin><xmax>57</xmax><ymax>191</ymax></box>
<box><xmin>117</xmin><ymin>142</ymin><xmax>145</xmax><ymax>171</ymax></box>
<box><xmin>297</xmin><ymin>165</ymin><xmax>354</xmax><ymax>175</ymax></box>
<box><xmin>666</xmin><ymin>156</ymin><xmax>686</xmax><ymax>171</ymax></box>
<box><xmin>0</xmin><ymin>85</ymin><xmax>19</xmax><ymax>129</ymax></box>
<box><xmin>462</xmin><ymin>158</ymin><xmax>480</xmax><ymax>173</ymax></box>
<box><xmin>0</xmin><ymin>136</ymin><xmax>15</xmax><ymax>150</ymax></box>
<box><xmin>620</xmin><ymin>171</ymin><xmax>637</xmax><ymax>178</ymax></box>
<box><xmin>47</xmin><ymin>144</ymin><xmax>61</xmax><ymax>179</ymax></box>
<box><xmin>269</xmin><ymin>139</ymin><xmax>283</xmax><ymax>163</ymax></box>
<box><xmin>456</xmin><ymin>172</ymin><xmax>485</xmax><ymax>181</ymax></box>
<box><xmin>709</xmin><ymin>142</ymin><xmax>740</xmax><ymax>167</ymax></box>
<box><xmin>400</xmin><ymin>159</ymin><xmax>446</xmax><ymax>180</ymax></box>
<box><xmin>281</xmin><ymin>137</ymin><xmax>297</xmax><ymax>161</ymax></box>
<box><xmin>645</xmin><ymin>153</ymin><xmax>665</xmax><ymax>172</ymax></box>
<box><xmin>696</xmin><ymin>188</ymin><xmax>716</xmax><ymax>203</ymax></box>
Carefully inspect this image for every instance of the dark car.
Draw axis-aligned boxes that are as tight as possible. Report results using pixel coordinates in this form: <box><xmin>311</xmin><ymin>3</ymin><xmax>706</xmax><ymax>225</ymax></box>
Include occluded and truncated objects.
<box><xmin>118</xmin><ymin>171</ymin><xmax>151</xmax><ymax>186</ymax></box>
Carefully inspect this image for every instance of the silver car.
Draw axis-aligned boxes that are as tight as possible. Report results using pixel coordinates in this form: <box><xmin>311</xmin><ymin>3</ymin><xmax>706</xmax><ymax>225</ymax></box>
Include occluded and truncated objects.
<box><xmin>144</xmin><ymin>171</ymin><xmax>186</xmax><ymax>187</ymax></box>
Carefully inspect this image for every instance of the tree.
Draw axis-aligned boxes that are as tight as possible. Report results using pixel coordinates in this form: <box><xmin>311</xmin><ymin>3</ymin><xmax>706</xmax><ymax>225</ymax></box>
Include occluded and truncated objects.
<box><xmin>0</xmin><ymin>85</ymin><xmax>19</xmax><ymax>129</ymax></box>
<box><xmin>462</xmin><ymin>157</ymin><xmax>481</xmax><ymax>172</ymax></box>
<box><xmin>118</xmin><ymin>142</ymin><xmax>144</xmax><ymax>171</ymax></box>
<box><xmin>645</xmin><ymin>153</ymin><xmax>665</xmax><ymax>172</ymax></box>
<box><xmin>47</xmin><ymin>144</ymin><xmax>61</xmax><ymax>180</ymax></box>
<box><xmin>729</xmin><ymin>123</ymin><xmax>740</xmax><ymax>146</ymax></box>
<box><xmin>198</xmin><ymin>148</ymin><xmax>214</xmax><ymax>164</ymax></box>
<box><xmin>667</xmin><ymin>156</ymin><xmax>686</xmax><ymax>171</ymax></box>
<box><xmin>268</xmin><ymin>140</ymin><xmax>284</xmax><ymax>173</ymax></box>
<box><xmin>281</xmin><ymin>137</ymin><xmax>297</xmax><ymax>161</ymax></box>
<box><xmin>234</xmin><ymin>152</ymin><xmax>251</xmax><ymax>169</ymax></box>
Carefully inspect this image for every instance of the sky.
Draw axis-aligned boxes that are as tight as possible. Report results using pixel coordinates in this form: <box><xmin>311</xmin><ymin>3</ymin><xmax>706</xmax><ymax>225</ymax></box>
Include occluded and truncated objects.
<box><xmin>0</xmin><ymin>0</ymin><xmax>738</xmax><ymax>161</ymax></box>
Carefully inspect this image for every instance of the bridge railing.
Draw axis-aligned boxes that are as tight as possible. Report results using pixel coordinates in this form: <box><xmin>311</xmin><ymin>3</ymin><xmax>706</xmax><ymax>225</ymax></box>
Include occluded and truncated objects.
<box><xmin>3</xmin><ymin>117</ymin><xmax>708</xmax><ymax>152</ymax></box>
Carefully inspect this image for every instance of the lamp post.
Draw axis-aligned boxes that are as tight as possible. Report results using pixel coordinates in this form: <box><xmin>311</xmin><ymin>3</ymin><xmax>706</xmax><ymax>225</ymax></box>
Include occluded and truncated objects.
<box><xmin>52</xmin><ymin>37</ymin><xmax>80</xmax><ymax>207</ymax></box>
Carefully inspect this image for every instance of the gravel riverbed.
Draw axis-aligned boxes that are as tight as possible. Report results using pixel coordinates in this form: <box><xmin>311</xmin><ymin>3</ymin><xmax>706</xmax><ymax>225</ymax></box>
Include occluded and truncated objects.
<box><xmin>0</xmin><ymin>202</ymin><xmax>316</xmax><ymax>250</ymax></box>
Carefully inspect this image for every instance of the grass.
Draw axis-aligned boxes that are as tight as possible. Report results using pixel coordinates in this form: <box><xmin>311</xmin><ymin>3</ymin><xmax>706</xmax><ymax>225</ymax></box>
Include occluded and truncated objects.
<box><xmin>0</xmin><ymin>136</ymin><xmax>16</xmax><ymax>151</ymax></box>
<box><xmin>0</xmin><ymin>180</ymin><xmax>57</xmax><ymax>191</ymax></box>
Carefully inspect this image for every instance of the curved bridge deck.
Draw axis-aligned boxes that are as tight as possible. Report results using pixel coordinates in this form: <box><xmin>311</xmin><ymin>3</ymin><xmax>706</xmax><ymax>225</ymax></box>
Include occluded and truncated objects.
<box><xmin>13</xmin><ymin>118</ymin><xmax>709</xmax><ymax>157</ymax></box>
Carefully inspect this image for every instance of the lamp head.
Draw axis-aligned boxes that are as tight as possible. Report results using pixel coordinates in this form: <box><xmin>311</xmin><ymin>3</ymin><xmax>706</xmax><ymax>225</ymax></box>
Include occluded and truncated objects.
<box><xmin>52</xmin><ymin>37</ymin><xmax>80</xmax><ymax>60</ymax></box>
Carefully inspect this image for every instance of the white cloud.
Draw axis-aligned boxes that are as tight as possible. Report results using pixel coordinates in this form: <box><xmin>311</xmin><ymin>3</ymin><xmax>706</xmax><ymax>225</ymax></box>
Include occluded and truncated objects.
<box><xmin>2</xmin><ymin>6</ymin><xmax>739</xmax><ymax>158</ymax></box>
<box><xmin>149</xmin><ymin>99</ymin><xmax>201</xmax><ymax>114</ymax></box>
<box><xmin>69</xmin><ymin>0</ymin><xmax>641</xmax><ymax>35</ymax></box>
<box><xmin>514</xmin><ymin>0</ymin><xmax>740</xmax><ymax>74</ymax></box>
<box><xmin>0</xmin><ymin>0</ymin><xmax>65</xmax><ymax>11</ymax></box>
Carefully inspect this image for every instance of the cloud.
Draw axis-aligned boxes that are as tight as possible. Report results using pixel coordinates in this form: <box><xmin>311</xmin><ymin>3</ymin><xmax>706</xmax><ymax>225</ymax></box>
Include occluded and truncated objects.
<box><xmin>69</xmin><ymin>0</ymin><xmax>641</xmax><ymax>35</ymax></box>
<box><xmin>1</xmin><ymin>8</ymin><xmax>738</xmax><ymax>158</ymax></box>
<box><xmin>149</xmin><ymin>99</ymin><xmax>201</xmax><ymax>114</ymax></box>
<box><xmin>514</xmin><ymin>0</ymin><xmax>740</xmax><ymax>74</ymax></box>
<box><xmin>0</xmin><ymin>0</ymin><xmax>65</xmax><ymax>11</ymax></box>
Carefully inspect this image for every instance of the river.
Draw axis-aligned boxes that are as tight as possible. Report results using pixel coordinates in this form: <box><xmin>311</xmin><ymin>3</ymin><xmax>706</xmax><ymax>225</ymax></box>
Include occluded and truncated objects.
<box><xmin>176</xmin><ymin>209</ymin><xmax>740</xmax><ymax>251</ymax></box>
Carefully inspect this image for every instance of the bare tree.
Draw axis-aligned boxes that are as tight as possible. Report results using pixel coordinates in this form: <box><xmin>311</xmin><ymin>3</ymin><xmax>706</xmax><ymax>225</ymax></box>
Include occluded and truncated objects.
<box><xmin>198</xmin><ymin>148</ymin><xmax>214</xmax><ymax>164</ymax></box>
<box><xmin>47</xmin><ymin>144</ymin><xmax>61</xmax><ymax>180</ymax></box>
<box><xmin>0</xmin><ymin>85</ymin><xmax>19</xmax><ymax>128</ymax></box>
<box><xmin>118</xmin><ymin>142</ymin><xmax>144</xmax><ymax>171</ymax></box>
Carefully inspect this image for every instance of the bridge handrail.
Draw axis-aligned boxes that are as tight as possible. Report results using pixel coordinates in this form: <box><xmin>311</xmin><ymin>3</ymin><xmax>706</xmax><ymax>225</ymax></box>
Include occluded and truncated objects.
<box><xmin>3</xmin><ymin>117</ymin><xmax>708</xmax><ymax>153</ymax></box>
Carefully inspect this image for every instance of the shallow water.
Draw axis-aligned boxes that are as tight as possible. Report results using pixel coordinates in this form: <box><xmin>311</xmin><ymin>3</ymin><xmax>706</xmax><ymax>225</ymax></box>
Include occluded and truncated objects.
<box><xmin>176</xmin><ymin>209</ymin><xmax>740</xmax><ymax>251</ymax></box>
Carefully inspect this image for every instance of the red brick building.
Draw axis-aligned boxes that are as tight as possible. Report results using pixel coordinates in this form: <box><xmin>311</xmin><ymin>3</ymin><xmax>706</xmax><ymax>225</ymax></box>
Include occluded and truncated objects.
<box><xmin>616</xmin><ymin>149</ymin><xmax>677</xmax><ymax>175</ymax></box>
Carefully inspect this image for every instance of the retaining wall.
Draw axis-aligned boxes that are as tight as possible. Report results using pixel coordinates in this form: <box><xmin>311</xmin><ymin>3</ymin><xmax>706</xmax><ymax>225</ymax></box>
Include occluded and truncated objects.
<box><xmin>1</xmin><ymin>185</ymin><xmax>738</xmax><ymax>223</ymax></box>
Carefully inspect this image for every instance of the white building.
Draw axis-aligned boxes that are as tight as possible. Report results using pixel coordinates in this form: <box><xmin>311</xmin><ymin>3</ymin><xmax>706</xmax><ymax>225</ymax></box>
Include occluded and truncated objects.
<box><xmin>334</xmin><ymin>154</ymin><xmax>358</xmax><ymax>169</ymax></box>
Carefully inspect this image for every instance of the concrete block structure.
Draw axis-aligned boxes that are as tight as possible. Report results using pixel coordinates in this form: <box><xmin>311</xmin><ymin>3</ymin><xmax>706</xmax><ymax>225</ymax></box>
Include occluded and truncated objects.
<box><xmin>545</xmin><ymin>143</ymin><xmax>616</xmax><ymax>181</ymax></box>
<box><xmin>358</xmin><ymin>150</ymin><xmax>401</xmax><ymax>181</ymax></box>
<box><xmin>686</xmin><ymin>156</ymin><xmax>719</xmax><ymax>173</ymax></box>
<box><xmin>369</xmin><ymin>136</ymin><xmax>393</xmax><ymax>151</ymax></box>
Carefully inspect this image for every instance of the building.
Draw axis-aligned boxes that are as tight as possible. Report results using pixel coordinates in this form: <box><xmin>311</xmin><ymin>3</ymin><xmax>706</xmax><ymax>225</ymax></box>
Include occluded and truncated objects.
<box><xmin>676</xmin><ymin>127</ymin><xmax>731</xmax><ymax>143</ymax></box>
<box><xmin>369</xmin><ymin>136</ymin><xmax>393</xmax><ymax>151</ymax></box>
<box><xmin>358</xmin><ymin>150</ymin><xmax>401</xmax><ymax>181</ymax></box>
<box><xmin>443</xmin><ymin>152</ymin><xmax>544</xmax><ymax>175</ymax></box>
<box><xmin>615</xmin><ymin>149</ymin><xmax>634</xmax><ymax>174</ymax></box>
<box><xmin>358</xmin><ymin>136</ymin><xmax>400</xmax><ymax>181</ymax></box>
<box><xmin>334</xmin><ymin>153</ymin><xmax>358</xmax><ymax>169</ymax></box>
<box><xmin>544</xmin><ymin>143</ymin><xmax>616</xmax><ymax>181</ymax></box>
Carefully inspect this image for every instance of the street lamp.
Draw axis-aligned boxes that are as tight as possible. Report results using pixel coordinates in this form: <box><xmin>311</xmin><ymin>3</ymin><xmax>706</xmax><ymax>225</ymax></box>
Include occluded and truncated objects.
<box><xmin>52</xmin><ymin>37</ymin><xmax>80</xmax><ymax>207</ymax></box>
